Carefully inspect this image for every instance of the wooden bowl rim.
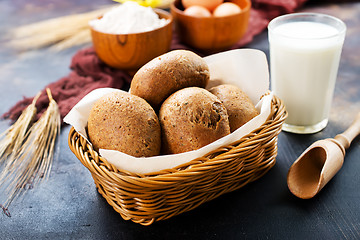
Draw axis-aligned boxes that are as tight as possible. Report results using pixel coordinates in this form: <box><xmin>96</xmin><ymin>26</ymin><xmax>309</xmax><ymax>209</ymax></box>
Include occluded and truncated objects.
<box><xmin>89</xmin><ymin>8</ymin><xmax>173</xmax><ymax>36</ymax></box>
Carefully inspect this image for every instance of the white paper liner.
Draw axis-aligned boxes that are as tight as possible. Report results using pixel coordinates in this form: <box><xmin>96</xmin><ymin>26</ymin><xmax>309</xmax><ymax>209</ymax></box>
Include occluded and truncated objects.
<box><xmin>64</xmin><ymin>49</ymin><xmax>271</xmax><ymax>174</ymax></box>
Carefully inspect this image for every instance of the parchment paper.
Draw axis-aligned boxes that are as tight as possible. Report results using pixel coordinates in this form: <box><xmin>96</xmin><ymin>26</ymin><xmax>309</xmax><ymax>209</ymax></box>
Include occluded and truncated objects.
<box><xmin>64</xmin><ymin>49</ymin><xmax>272</xmax><ymax>174</ymax></box>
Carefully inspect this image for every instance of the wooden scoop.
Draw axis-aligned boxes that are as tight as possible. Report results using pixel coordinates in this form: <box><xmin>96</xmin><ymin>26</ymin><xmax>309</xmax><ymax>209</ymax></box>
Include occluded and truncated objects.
<box><xmin>287</xmin><ymin>112</ymin><xmax>360</xmax><ymax>199</ymax></box>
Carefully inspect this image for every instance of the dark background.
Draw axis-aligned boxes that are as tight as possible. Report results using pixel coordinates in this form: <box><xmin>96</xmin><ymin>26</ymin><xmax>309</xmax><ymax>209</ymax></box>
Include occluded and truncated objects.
<box><xmin>0</xmin><ymin>1</ymin><xmax>359</xmax><ymax>239</ymax></box>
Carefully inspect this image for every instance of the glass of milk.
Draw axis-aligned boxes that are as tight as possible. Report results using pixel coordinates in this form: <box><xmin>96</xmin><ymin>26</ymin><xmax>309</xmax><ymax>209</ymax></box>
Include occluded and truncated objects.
<box><xmin>268</xmin><ymin>13</ymin><xmax>346</xmax><ymax>134</ymax></box>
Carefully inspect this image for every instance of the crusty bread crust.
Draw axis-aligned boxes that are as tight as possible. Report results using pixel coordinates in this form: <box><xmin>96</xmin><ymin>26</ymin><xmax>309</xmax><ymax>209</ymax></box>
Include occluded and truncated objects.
<box><xmin>88</xmin><ymin>91</ymin><xmax>161</xmax><ymax>157</ymax></box>
<box><xmin>159</xmin><ymin>87</ymin><xmax>230</xmax><ymax>154</ymax></box>
<box><xmin>130</xmin><ymin>50</ymin><xmax>210</xmax><ymax>110</ymax></box>
<box><xmin>209</xmin><ymin>84</ymin><xmax>258</xmax><ymax>132</ymax></box>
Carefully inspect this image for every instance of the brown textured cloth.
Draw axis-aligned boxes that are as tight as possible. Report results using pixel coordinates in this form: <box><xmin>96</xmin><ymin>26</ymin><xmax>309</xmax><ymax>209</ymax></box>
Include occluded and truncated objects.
<box><xmin>2</xmin><ymin>48</ymin><xmax>132</xmax><ymax>122</ymax></box>
<box><xmin>2</xmin><ymin>0</ymin><xmax>307</xmax><ymax>122</ymax></box>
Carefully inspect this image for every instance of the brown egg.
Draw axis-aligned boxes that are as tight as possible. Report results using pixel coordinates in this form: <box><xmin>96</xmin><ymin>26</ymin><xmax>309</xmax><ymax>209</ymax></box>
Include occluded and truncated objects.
<box><xmin>213</xmin><ymin>2</ymin><xmax>242</xmax><ymax>17</ymax></box>
<box><xmin>184</xmin><ymin>5</ymin><xmax>211</xmax><ymax>17</ymax></box>
<box><xmin>182</xmin><ymin>0</ymin><xmax>223</xmax><ymax>12</ymax></box>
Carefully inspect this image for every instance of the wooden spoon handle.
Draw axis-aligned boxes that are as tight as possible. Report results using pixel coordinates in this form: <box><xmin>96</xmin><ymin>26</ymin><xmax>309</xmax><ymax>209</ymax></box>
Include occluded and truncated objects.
<box><xmin>335</xmin><ymin>112</ymin><xmax>360</xmax><ymax>149</ymax></box>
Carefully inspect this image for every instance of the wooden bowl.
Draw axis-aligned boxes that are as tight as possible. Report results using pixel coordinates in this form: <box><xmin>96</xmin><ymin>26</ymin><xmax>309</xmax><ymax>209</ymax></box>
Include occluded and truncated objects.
<box><xmin>171</xmin><ymin>0</ymin><xmax>251</xmax><ymax>52</ymax></box>
<box><xmin>90</xmin><ymin>9</ymin><xmax>173</xmax><ymax>71</ymax></box>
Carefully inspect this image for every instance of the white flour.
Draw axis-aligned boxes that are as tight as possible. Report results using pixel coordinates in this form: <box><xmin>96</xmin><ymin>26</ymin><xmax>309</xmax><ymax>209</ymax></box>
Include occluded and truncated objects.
<box><xmin>89</xmin><ymin>2</ymin><xmax>168</xmax><ymax>34</ymax></box>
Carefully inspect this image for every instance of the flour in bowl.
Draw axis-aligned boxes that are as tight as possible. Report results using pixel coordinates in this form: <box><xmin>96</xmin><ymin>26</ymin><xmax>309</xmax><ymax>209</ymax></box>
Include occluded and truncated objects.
<box><xmin>89</xmin><ymin>2</ymin><xmax>168</xmax><ymax>34</ymax></box>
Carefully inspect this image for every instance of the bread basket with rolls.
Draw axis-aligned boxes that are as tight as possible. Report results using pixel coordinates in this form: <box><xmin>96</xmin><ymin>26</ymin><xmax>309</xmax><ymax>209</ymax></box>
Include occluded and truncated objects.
<box><xmin>65</xmin><ymin>49</ymin><xmax>287</xmax><ymax>225</ymax></box>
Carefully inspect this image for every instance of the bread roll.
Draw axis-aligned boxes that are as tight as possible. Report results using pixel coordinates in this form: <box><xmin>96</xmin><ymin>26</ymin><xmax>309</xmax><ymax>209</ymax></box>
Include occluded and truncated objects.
<box><xmin>130</xmin><ymin>50</ymin><xmax>210</xmax><ymax>110</ymax></box>
<box><xmin>209</xmin><ymin>84</ymin><xmax>258</xmax><ymax>132</ymax></box>
<box><xmin>159</xmin><ymin>87</ymin><xmax>230</xmax><ymax>154</ymax></box>
<box><xmin>87</xmin><ymin>91</ymin><xmax>161</xmax><ymax>157</ymax></box>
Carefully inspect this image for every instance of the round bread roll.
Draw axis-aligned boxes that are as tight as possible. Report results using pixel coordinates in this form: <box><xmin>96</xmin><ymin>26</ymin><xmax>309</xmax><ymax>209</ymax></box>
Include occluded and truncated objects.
<box><xmin>130</xmin><ymin>50</ymin><xmax>210</xmax><ymax>110</ymax></box>
<box><xmin>87</xmin><ymin>91</ymin><xmax>161</xmax><ymax>157</ymax></box>
<box><xmin>209</xmin><ymin>84</ymin><xmax>258</xmax><ymax>132</ymax></box>
<box><xmin>159</xmin><ymin>87</ymin><xmax>230</xmax><ymax>154</ymax></box>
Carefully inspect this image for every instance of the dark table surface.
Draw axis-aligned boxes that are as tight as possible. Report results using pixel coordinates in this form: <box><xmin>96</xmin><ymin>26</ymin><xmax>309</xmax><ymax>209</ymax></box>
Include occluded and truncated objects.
<box><xmin>1</xmin><ymin>1</ymin><xmax>360</xmax><ymax>239</ymax></box>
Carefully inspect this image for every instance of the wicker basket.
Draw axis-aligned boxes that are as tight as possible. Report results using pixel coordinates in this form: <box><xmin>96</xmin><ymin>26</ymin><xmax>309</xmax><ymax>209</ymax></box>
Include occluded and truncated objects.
<box><xmin>68</xmin><ymin>94</ymin><xmax>287</xmax><ymax>225</ymax></box>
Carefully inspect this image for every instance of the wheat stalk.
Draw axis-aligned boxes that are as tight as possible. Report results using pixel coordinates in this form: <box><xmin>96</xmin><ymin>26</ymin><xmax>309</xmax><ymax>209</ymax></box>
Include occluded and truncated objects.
<box><xmin>7</xmin><ymin>6</ymin><xmax>113</xmax><ymax>51</ymax></box>
<box><xmin>7</xmin><ymin>1</ymin><xmax>174</xmax><ymax>51</ymax></box>
<box><xmin>50</xmin><ymin>28</ymin><xmax>92</xmax><ymax>52</ymax></box>
<box><xmin>0</xmin><ymin>89</ymin><xmax>61</xmax><ymax>216</ymax></box>
<box><xmin>0</xmin><ymin>92</ymin><xmax>40</xmax><ymax>162</ymax></box>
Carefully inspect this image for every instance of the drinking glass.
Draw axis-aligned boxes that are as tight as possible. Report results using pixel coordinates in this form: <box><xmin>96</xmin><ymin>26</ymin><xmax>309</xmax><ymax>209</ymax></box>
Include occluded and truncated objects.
<box><xmin>268</xmin><ymin>13</ymin><xmax>346</xmax><ymax>134</ymax></box>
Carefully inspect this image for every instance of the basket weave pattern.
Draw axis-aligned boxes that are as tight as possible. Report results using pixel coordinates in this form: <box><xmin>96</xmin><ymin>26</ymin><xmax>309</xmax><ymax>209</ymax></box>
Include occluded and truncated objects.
<box><xmin>68</xmin><ymin>94</ymin><xmax>287</xmax><ymax>225</ymax></box>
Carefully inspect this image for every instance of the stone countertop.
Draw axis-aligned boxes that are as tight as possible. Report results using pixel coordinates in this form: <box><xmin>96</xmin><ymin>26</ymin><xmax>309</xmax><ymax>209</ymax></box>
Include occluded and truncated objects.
<box><xmin>0</xmin><ymin>1</ymin><xmax>360</xmax><ymax>239</ymax></box>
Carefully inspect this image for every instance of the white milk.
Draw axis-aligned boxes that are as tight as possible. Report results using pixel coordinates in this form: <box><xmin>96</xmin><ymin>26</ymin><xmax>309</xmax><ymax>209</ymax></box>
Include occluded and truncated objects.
<box><xmin>269</xmin><ymin>15</ymin><xmax>346</xmax><ymax>133</ymax></box>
